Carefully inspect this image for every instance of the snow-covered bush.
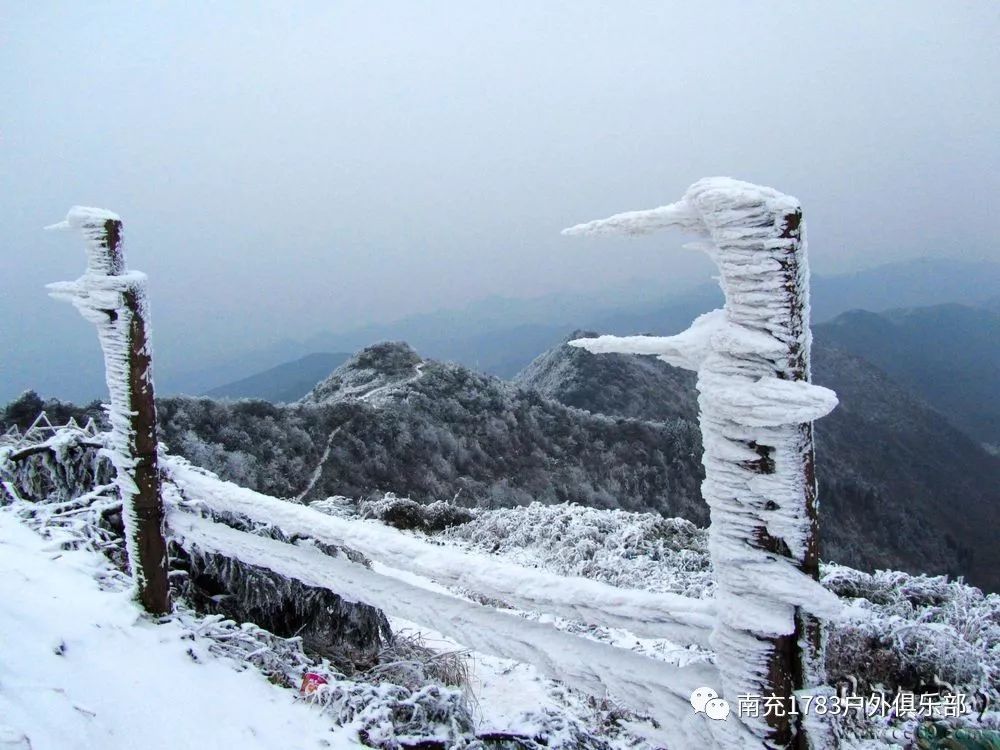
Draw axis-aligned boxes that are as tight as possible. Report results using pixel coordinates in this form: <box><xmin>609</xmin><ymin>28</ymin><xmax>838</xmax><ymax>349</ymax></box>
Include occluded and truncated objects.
<box><xmin>360</xmin><ymin>493</ymin><xmax>475</xmax><ymax>532</ymax></box>
<box><xmin>0</xmin><ymin>429</ymin><xmax>112</xmax><ymax>508</ymax></box>
<box><xmin>823</xmin><ymin>564</ymin><xmax>999</xmax><ymax>703</ymax></box>
<box><xmin>1</xmin><ymin>429</ymin><xmax>128</xmax><ymax>574</ymax></box>
<box><xmin>445</xmin><ymin>501</ymin><xmax>713</xmax><ymax>598</ymax></box>
<box><xmin>308</xmin><ymin>681</ymin><xmax>472</xmax><ymax>749</ymax></box>
<box><xmin>362</xmin><ymin>630</ymin><xmax>471</xmax><ymax>694</ymax></box>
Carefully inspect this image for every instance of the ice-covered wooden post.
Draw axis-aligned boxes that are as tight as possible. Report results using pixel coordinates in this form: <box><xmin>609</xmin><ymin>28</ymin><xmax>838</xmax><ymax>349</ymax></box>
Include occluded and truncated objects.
<box><xmin>564</xmin><ymin>178</ymin><xmax>840</xmax><ymax>749</ymax></box>
<box><xmin>47</xmin><ymin>207</ymin><xmax>171</xmax><ymax>615</ymax></box>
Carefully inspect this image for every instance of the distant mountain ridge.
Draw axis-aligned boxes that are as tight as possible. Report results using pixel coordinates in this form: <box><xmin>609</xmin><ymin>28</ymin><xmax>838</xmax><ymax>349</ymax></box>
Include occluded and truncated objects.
<box><xmin>158</xmin><ymin>257</ymin><xmax>1000</xmax><ymax>395</ymax></box>
<box><xmin>212</xmin><ymin>298</ymin><xmax>1000</xmax><ymax>447</ymax></box>
<box><xmin>205</xmin><ymin>352</ymin><xmax>351</xmax><ymax>403</ymax></box>
<box><xmin>814</xmin><ymin>304</ymin><xmax>1000</xmax><ymax>445</ymax></box>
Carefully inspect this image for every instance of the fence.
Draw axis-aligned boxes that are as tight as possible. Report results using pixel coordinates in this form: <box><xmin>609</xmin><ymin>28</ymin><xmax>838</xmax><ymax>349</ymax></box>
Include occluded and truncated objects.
<box><xmin>27</xmin><ymin>180</ymin><xmax>839</xmax><ymax>749</ymax></box>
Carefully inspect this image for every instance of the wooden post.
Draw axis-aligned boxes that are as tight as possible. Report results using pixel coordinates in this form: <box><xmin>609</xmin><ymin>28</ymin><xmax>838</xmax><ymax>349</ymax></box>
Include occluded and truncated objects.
<box><xmin>48</xmin><ymin>208</ymin><xmax>171</xmax><ymax>615</ymax></box>
<box><xmin>707</xmin><ymin>205</ymin><xmax>826</xmax><ymax>749</ymax></box>
<box><xmin>563</xmin><ymin>179</ymin><xmax>839</xmax><ymax>749</ymax></box>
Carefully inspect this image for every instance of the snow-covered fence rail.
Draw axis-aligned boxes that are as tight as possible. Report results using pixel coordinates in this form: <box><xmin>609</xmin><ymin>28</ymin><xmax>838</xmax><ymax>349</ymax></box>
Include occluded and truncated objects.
<box><xmin>564</xmin><ymin>178</ymin><xmax>841</xmax><ymax>749</ymax></box>
<box><xmin>165</xmin><ymin>457</ymin><xmax>717</xmax><ymax>648</ymax></box>
<box><xmin>167</xmin><ymin>508</ymin><xmax>728</xmax><ymax>748</ymax></box>
<box><xmin>158</xmin><ymin>459</ymin><xmax>745</xmax><ymax>746</ymax></box>
<box><xmin>46</xmin><ymin>208</ymin><xmax>171</xmax><ymax>615</ymax></box>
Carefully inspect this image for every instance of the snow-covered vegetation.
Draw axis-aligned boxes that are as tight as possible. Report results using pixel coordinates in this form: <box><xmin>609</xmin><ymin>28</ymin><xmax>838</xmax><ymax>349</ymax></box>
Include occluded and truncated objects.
<box><xmin>823</xmin><ymin>566</ymin><xmax>1000</xmax><ymax>706</ymax></box>
<box><xmin>442</xmin><ymin>501</ymin><xmax>713</xmax><ymax>599</ymax></box>
<box><xmin>348</xmin><ymin>494</ymin><xmax>1000</xmax><ymax>747</ymax></box>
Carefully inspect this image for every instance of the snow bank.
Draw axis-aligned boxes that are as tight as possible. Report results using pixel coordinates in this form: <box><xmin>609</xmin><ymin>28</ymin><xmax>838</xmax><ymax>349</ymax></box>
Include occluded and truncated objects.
<box><xmin>0</xmin><ymin>509</ymin><xmax>355</xmax><ymax>750</ymax></box>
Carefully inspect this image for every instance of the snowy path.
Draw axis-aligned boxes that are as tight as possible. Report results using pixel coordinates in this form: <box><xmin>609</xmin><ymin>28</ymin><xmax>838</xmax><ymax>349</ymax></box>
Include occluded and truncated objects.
<box><xmin>166</xmin><ymin>458</ymin><xmax>716</xmax><ymax>647</ymax></box>
<box><xmin>169</xmin><ymin>509</ymin><xmax>729</xmax><ymax>748</ymax></box>
<box><xmin>357</xmin><ymin>362</ymin><xmax>424</xmax><ymax>403</ymax></box>
<box><xmin>293</xmin><ymin>358</ymin><xmax>424</xmax><ymax>499</ymax></box>
<box><xmin>0</xmin><ymin>510</ymin><xmax>353</xmax><ymax>750</ymax></box>
<box><xmin>294</xmin><ymin>425</ymin><xmax>342</xmax><ymax>502</ymax></box>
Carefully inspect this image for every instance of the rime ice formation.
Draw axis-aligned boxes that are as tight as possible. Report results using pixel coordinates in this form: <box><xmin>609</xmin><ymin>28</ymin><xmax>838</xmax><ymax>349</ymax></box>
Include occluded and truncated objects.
<box><xmin>565</xmin><ymin>178</ymin><xmax>840</xmax><ymax>748</ymax></box>
<box><xmin>47</xmin><ymin>207</ymin><xmax>169</xmax><ymax>611</ymax></box>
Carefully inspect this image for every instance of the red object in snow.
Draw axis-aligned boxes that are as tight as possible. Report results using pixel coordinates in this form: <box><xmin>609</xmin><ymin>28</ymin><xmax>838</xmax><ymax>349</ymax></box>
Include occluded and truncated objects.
<box><xmin>300</xmin><ymin>672</ymin><xmax>329</xmax><ymax>695</ymax></box>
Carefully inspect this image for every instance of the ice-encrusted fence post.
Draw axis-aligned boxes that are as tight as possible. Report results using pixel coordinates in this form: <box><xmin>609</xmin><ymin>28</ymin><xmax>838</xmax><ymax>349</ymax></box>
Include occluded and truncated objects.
<box><xmin>563</xmin><ymin>178</ymin><xmax>840</xmax><ymax>749</ymax></box>
<box><xmin>47</xmin><ymin>207</ymin><xmax>171</xmax><ymax>615</ymax></box>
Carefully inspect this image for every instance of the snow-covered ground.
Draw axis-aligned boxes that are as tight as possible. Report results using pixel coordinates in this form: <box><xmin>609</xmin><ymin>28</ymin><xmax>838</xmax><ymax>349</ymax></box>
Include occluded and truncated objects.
<box><xmin>0</xmin><ymin>468</ymin><xmax>674</xmax><ymax>749</ymax></box>
<box><xmin>381</xmin><ymin>614</ymin><xmax>646</xmax><ymax>745</ymax></box>
<box><xmin>0</xmin><ymin>509</ymin><xmax>357</xmax><ymax>750</ymax></box>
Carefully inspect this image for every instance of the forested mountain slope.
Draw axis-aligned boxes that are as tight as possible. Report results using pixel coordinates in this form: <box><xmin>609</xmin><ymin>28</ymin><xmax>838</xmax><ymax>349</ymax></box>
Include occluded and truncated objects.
<box><xmin>516</xmin><ymin>338</ymin><xmax>1000</xmax><ymax>592</ymax></box>
<box><xmin>515</xmin><ymin>330</ymin><xmax>699</xmax><ymax>424</ymax></box>
<box><xmin>156</xmin><ymin>343</ymin><xmax>707</xmax><ymax>522</ymax></box>
<box><xmin>814</xmin><ymin>304</ymin><xmax>1000</xmax><ymax>446</ymax></box>
<box><xmin>811</xmin><ymin>346</ymin><xmax>999</xmax><ymax>589</ymax></box>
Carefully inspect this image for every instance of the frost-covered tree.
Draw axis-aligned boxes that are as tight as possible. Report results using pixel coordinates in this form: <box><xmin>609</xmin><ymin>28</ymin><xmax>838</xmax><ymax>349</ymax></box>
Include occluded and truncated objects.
<box><xmin>47</xmin><ymin>208</ymin><xmax>171</xmax><ymax>615</ymax></box>
<box><xmin>564</xmin><ymin>178</ymin><xmax>840</xmax><ymax>749</ymax></box>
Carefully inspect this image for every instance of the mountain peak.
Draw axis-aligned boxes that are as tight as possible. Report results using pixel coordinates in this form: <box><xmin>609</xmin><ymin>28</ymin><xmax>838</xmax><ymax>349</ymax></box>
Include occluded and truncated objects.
<box><xmin>565</xmin><ymin>329</ymin><xmax>599</xmax><ymax>342</ymax></box>
<box><xmin>515</xmin><ymin>337</ymin><xmax>699</xmax><ymax>424</ymax></box>
<box><xmin>350</xmin><ymin>341</ymin><xmax>423</xmax><ymax>375</ymax></box>
<box><xmin>301</xmin><ymin>341</ymin><xmax>425</xmax><ymax>405</ymax></box>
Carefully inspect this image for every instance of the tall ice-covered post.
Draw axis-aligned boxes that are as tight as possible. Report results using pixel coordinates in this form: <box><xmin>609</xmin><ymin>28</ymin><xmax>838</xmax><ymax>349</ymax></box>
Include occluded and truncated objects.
<box><xmin>47</xmin><ymin>207</ymin><xmax>171</xmax><ymax>615</ymax></box>
<box><xmin>563</xmin><ymin>179</ymin><xmax>840</xmax><ymax>749</ymax></box>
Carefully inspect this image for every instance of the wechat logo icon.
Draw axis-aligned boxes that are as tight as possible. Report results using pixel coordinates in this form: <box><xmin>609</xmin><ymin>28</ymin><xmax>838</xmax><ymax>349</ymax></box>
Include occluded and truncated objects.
<box><xmin>691</xmin><ymin>687</ymin><xmax>731</xmax><ymax>721</ymax></box>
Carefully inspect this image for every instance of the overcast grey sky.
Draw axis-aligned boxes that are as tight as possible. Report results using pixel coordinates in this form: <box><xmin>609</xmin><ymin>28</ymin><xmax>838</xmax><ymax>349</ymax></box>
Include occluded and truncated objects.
<box><xmin>2</xmin><ymin>2</ymin><xmax>999</xmax><ymax>397</ymax></box>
